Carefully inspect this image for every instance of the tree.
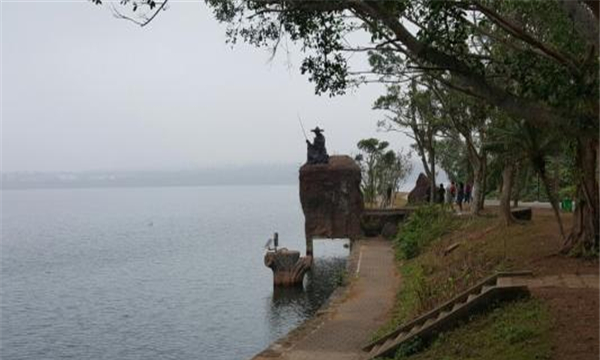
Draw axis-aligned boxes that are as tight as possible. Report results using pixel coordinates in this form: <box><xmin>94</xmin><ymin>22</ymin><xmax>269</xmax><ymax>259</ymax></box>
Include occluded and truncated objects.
<box><xmin>436</xmin><ymin>135</ymin><xmax>472</xmax><ymax>186</ymax></box>
<box><xmin>354</xmin><ymin>138</ymin><xmax>411</xmax><ymax>207</ymax></box>
<box><xmin>376</xmin><ymin>149</ymin><xmax>413</xmax><ymax>207</ymax></box>
<box><xmin>355</xmin><ymin>138</ymin><xmax>388</xmax><ymax>205</ymax></box>
<box><xmin>96</xmin><ymin>0</ymin><xmax>598</xmax><ymax>252</ymax></box>
<box><xmin>427</xmin><ymin>82</ymin><xmax>490</xmax><ymax>214</ymax></box>
<box><xmin>499</xmin><ymin>159</ymin><xmax>517</xmax><ymax>225</ymax></box>
<box><xmin>376</xmin><ymin>80</ymin><xmax>442</xmax><ymax>203</ymax></box>
<box><xmin>486</xmin><ymin>117</ymin><xmax>566</xmax><ymax>238</ymax></box>
<box><xmin>95</xmin><ymin>0</ymin><xmax>598</xmax><ymax>129</ymax></box>
<box><xmin>562</xmin><ymin>138</ymin><xmax>599</xmax><ymax>254</ymax></box>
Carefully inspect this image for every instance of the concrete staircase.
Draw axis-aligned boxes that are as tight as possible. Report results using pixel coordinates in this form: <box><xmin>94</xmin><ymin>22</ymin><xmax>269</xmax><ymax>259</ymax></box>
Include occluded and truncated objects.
<box><xmin>362</xmin><ymin>271</ymin><xmax>532</xmax><ymax>360</ymax></box>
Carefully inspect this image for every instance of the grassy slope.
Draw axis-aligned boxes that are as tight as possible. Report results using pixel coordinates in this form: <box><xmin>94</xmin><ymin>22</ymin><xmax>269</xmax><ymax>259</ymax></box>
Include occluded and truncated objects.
<box><xmin>374</xmin><ymin>207</ymin><xmax>570</xmax><ymax>359</ymax></box>
<box><xmin>399</xmin><ymin>299</ymin><xmax>552</xmax><ymax>360</ymax></box>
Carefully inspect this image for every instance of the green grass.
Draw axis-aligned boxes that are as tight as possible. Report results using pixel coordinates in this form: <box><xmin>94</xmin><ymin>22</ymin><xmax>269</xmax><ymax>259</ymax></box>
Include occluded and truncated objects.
<box><xmin>371</xmin><ymin>209</ymin><xmax>557</xmax><ymax>358</ymax></box>
<box><xmin>370</xmin><ymin>263</ymin><xmax>430</xmax><ymax>341</ymax></box>
<box><xmin>334</xmin><ymin>269</ymin><xmax>348</xmax><ymax>286</ymax></box>
<box><xmin>394</xmin><ymin>205</ymin><xmax>456</xmax><ymax>260</ymax></box>
<box><xmin>391</xmin><ymin>298</ymin><xmax>552</xmax><ymax>360</ymax></box>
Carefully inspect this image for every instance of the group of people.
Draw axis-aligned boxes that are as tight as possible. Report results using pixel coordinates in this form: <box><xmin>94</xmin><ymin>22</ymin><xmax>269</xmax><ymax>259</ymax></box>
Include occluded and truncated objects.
<box><xmin>436</xmin><ymin>181</ymin><xmax>472</xmax><ymax>211</ymax></box>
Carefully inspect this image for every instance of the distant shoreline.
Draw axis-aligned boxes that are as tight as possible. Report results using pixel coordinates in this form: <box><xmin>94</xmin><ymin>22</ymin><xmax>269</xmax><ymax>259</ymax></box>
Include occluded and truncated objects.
<box><xmin>1</xmin><ymin>163</ymin><xmax>424</xmax><ymax>191</ymax></box>
<box><xmin>1</xmin><ymin>165</ymin><xmax>300</xmax><ymax>190</ymax></box>
<box><xmin>0</xmin><ymin>182</ymin><xmax>299</xmax><ymax>191</ymax></box>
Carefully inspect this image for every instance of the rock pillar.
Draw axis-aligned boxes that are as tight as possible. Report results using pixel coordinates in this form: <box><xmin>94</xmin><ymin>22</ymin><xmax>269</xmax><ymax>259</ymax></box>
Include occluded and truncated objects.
<box><xmin>299</xmin><ymin>155</ymin><xmax>364</xmax><ymax>256</ymax></box>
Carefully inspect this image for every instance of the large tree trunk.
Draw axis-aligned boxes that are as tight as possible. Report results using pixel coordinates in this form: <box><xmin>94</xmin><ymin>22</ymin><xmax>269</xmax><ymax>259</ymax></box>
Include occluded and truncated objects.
<box><xmin>500</xmin><ymin>162</ymin><xmax>516</xmax><ymax>226</ymax></box>
<box><xmin>461</xmin><ymin>127</ymin><xmax>487</xmax><ymax>215</ymax></box>
<box><xmin>562</xmin><ymin>137</ymin><xmax>599</xmax><ymax>254</ymax></box>
<box><xmin>413</xmin><ymin>125</ymin><xmax>434</xmax><ymax>204</ymax></box>
<box><xmin>512</xmin><ymin>162</ymin><xmax>528</xmax><ymax>208</ymax></box>
<box><xmin>429</xmin><ymin>139</ymin><xmax>436</xmax><ymax>204</ymax></box>
<box><xmin>537</xmin><ymin>165</ymin><xmax>566</xmax><ymax>240</ymax></box>
<box><xmin>512</xmin><ymin>162</ymin><xmax>520</xmax><ymax>208</ymax></box>
<box><xmin>470</xmin><ymin>150</ymin><xmax>487</xmax><ymax>215</ymax></box>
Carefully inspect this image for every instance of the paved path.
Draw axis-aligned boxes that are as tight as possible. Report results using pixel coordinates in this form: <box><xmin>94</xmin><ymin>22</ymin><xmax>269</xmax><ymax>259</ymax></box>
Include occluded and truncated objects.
<box><xmin>499</xmin><ymin>274</ymin><xmax>599</xmax><ymax>289</ymax></box>
<box><xmin>253</xmin><ymin>238</ymin><xmax>400</xmax><ymax>360</ymax></box>
<box><xmin>483</xmin><ymin>199</ymin><xmax>553</xmax><ymax>209</ymax></box>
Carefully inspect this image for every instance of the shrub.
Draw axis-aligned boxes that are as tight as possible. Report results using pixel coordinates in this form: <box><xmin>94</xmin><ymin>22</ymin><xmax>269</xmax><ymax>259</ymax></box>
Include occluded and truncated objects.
<box><xmin>395</xmin><ymin>205</ymin><xmax>455</xmax><ymax>260</ymax></box>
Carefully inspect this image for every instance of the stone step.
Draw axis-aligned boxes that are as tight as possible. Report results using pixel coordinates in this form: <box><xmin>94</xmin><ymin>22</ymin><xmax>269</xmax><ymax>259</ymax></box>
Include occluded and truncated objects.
<box><xmin>452</xmin><ymin>302</ymin><xmax>464</xmax><ymax>312</ymax></box>
<box><xmin>395</xmin><ymin>331</ymin><xmax>408</xmax><ymax>341</ymax></box>
<box><xmin>381</xmin><ymin>338</ymin><xmax>395</xmax><ymax>350</ymax></box>
<box><xmin>364</xmin><ymin>272</ymin><xmax>532</xmax><ymax>360</ymax></box>
<box><xmin>480</xmin><ymin>285</ymin><xmax>494</xmax><ymax>293</ymax></box>
<box><xmin>437</xmin><ymin>310</ymin><xmax>450</xmax><ymax>319</ymax></box>
<box><xmin>409</xmin><ymin>324</ymin><xmax>422</xmax><ymax>334</ymax></box>
<box><xmin>422</xmin><ymin>317</ymin><xmax>436</xmax><ymax>329</ymax></box>
<box><xmin>368</xmin><ymin>345</ymin><xmax>380</xmax><ymax>358</ymax></box>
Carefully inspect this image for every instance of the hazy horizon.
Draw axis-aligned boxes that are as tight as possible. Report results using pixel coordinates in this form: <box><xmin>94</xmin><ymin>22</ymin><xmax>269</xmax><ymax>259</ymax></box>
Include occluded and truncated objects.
<box><xmin>1</xmin><ymin>1</ymin><xmax>413</xmax><ymax>173</ymax></box>
<box><xmin>0</xmin><ymin>158</ymin><xmax>441</xmax><ymax>191</ymax></box>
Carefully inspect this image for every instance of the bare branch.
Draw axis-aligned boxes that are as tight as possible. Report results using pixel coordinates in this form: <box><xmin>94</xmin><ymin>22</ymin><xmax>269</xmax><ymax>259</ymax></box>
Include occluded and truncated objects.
<box><xmin>110</xmin><ymin>3</ymin><xmax>145</xmax><ymax>25</ymax></box>
<box><xmin>140</xmin><ymin>0</ymin><xmax>169</xmax><ymax>27</ymax></box>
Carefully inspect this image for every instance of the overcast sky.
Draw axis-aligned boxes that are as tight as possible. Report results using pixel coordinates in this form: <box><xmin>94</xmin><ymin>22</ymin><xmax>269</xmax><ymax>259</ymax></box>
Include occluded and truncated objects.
<box><xmin>1</xmin><ymin>1</ymin><xmax>412</xmax><ymax>173</ymax></box>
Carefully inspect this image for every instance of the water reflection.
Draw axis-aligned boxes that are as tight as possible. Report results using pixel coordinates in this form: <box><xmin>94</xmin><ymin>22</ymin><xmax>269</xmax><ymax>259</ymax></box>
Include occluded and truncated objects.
<box><xmin>266</xmin><ymin>241</ymin><xmax>349</xmax><ymax>341</ymax></box>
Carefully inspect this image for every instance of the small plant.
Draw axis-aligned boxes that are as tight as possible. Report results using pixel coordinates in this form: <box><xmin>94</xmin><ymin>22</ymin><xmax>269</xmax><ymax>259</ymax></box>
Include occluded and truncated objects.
<box><xmin>334</xmin><ymin>269</ymin><xmax>348</xmax><ymax>286</ymax></box>
<box><xmin>393</xmin><ymin>337</ymin><xmax>423</xmax><ymax>359</ymax></box>
<box><xmin>395</xmin><ymin>205</ymin><xmax>455</xmax><ymax>260</ymax></box>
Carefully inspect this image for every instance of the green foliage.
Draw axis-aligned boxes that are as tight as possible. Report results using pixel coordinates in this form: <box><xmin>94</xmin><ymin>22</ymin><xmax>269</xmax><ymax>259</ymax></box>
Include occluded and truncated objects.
<box><xmin>395</xmin><ymin>206</ymin><xmax>454</xmax><ymax>260</ymax></box>
<box><xmin>481</xmin><ymin>0</ymin><xmax>596</xmax><ymax>129</ymax></box>
<box><xmin>398</xmin><ymin>264</ymin><xmax>434</xmax><ymax>319</ymax></box>
<box><xmin>393</xmin><ymin>337</ymin><xmax>423</xmax><ymax>359</ymax></box>
<box><xmin>558</xmin><ymin>185</ymin><xmax>576</xmax><ymax>200</ymax></box>
<box><xmin>373</xmin><ymin>213</ymin><xmax>559</xmax><ymax>359</ymax></box>
<box><xmin>334</xmin><ymin>269</ymin><xmax>348</xmax><ymax>286</ymax></box>
<box><xmin>435</xmin><ymin>137</ymin><xmax>470</xmax><ymax>183</ymax></box>
<box><xmin>98</xmin><ymin>0</ymin><xmax>599</xmax><ymax>246</ymax></box>
<box><xmin>355</xmin><ymin>138</ymin><xmax>412</xmax><ymax>207</ymax></box>
<box><xmin>100</xmin><ymin>0</ymin><xmax>599</xmax><ymax>136</ymax></box>
<box><xmin>207</xmin><ymin>0</ymin><xmax>354</xmax><ymax>96</ymax></box>
<box><xmin>375</xmin><ymin>80</ymin><xmax>444</xmax><ymax>191</ymax></box>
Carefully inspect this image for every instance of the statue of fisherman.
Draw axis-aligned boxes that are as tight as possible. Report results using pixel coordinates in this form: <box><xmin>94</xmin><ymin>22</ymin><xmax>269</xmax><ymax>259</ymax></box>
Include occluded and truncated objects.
<box><xmin>306</xmin><ymin>127</ymin><xmax>329</xmax><ymax>164</ymax></box>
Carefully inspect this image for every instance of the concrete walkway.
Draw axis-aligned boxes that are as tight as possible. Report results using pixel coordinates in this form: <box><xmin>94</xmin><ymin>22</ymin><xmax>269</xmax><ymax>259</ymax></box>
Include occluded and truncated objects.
<box><xmin>483</xmin><ymin>199</ymin><xmax>553</xmax><ymax>209</ymax></box>
<box><xmin>253</xmin><ymin>238</ymin><xmax>400</xmax><ymax>360</ymax></box>
<box><xmin>499</xmin><ymin>274</ymin><xmax>599</xmax><ymax>289</ymax></box>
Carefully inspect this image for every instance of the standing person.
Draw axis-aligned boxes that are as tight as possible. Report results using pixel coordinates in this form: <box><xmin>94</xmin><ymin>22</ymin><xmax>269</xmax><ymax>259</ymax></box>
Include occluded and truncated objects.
<box><xmin>456</xmin><ymin>182</ymin><xmax>465</xmax><ymax>212</ymax></box>
<box><xmin>445</xmin><ymin>183</ymin><xmax>453</xmax><ymax>205</ymax></box>
<box><xmin>437</xmin><ymin>183</ymin><xmax>446</xmax><ymax>204</ymax></box>
<box><xmin>465</xmin><ymin>183</ymin><xmax>472</xmax><ymax>203</ymax></box>
<box><xmin>449</xmin><ymin>181</ymin><xmax>456</xmax><ymax>203</ymax></box>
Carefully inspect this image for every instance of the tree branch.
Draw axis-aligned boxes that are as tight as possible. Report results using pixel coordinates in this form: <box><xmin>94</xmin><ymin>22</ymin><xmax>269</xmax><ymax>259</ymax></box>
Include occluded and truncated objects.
<box><xmin>140</xmin><ymin>0</ymin><xmax>168</xmax><ymax>27</ymax></box>
<box><xmin>472</xmin><ymin>1</ymin><xmax>581</xmax><ymax>74</ymax></box>
<box><xmin>351</xmin><ymin>1</ymin><xmax>584</xmax><ymax>134</ymax></box>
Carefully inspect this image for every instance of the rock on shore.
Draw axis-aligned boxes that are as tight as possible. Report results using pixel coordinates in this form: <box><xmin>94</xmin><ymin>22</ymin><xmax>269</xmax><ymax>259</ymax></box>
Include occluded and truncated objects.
<box><xmin>299</xmin><ymin>155</ymin><xmax>363</xmax><ymax>240</ymax></box>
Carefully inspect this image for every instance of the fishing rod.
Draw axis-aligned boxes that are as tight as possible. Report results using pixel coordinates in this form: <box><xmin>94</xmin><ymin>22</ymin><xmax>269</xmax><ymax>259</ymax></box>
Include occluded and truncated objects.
<box><xmin>297</xmin><ymin>114</ymin><xmax>309</xmax><ymax>141</ymax></box>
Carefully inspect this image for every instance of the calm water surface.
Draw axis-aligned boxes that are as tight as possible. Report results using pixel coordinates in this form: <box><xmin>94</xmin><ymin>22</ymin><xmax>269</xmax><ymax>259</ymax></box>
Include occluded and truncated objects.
<box><xmin>1</xmin><ymin>186</ymin><xmax>349</xmax><ymax>360</ymax></box>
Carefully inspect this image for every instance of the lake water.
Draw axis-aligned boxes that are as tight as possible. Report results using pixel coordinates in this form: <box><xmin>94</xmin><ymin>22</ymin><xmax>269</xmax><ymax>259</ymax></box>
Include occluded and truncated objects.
<box><xmin>0</xmin><ymin>186</ymin><xmax>349</xmax><ymax>360</ymax></box>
